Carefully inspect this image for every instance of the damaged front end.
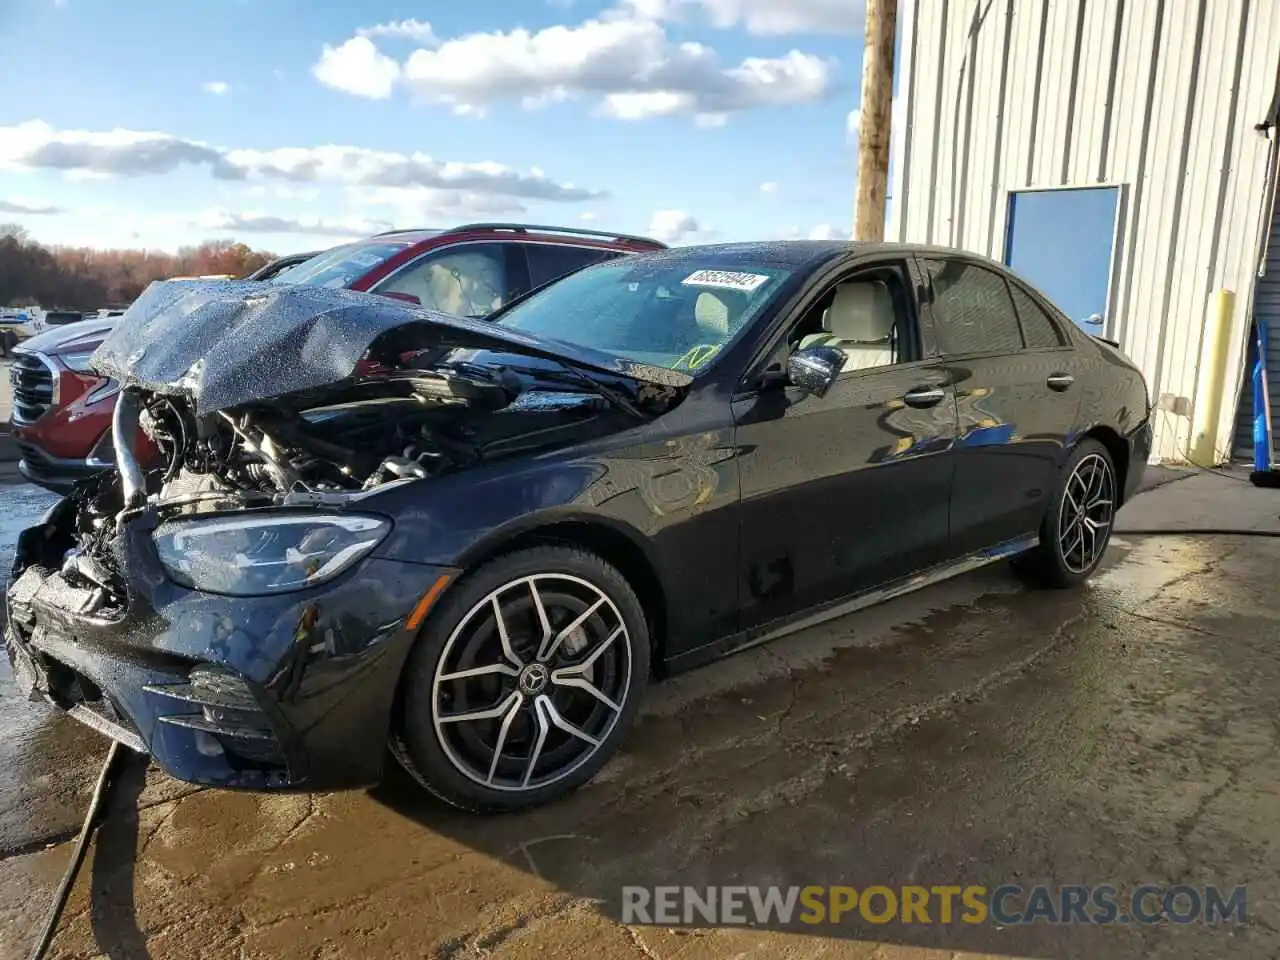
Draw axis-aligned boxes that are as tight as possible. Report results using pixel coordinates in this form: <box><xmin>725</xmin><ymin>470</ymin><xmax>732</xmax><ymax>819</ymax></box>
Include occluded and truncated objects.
<box><xmin>5</xmin><ymin>280</ymin><xmax>687</xmax><ymax>788</ymax></box>
<box><xmin>23</xmin><ymin>279</ymin><xmax>688</xmax><ymax>615</ymax></box>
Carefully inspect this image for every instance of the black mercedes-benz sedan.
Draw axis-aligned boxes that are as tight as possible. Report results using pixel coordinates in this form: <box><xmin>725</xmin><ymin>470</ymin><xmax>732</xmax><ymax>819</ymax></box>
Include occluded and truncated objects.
<box><xmin>5</xmin><ymin>241</ymin><xmax>1151</xmax><ymax>812</ymax></box>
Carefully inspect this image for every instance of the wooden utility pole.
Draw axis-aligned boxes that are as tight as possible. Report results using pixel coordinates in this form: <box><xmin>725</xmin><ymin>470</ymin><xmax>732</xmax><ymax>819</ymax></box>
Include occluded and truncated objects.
<box><xmin>854</xmin><ymin>0</ymin><xmax>897</xmax><ymax>241</ymax></box>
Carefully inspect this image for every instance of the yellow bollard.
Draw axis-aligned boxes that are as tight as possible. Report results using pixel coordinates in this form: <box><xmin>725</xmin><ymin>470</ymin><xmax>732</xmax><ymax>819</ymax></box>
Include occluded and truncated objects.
<box><xmin>1189</xmin><ymin>289</ymin><xmax>1236</xmax><ymax>466</ymax></box>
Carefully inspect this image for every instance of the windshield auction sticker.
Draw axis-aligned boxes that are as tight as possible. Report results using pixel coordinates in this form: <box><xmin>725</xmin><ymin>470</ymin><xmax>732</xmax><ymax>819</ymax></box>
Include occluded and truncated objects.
<box><xmin>682</xmin><ymin>270</ymin><xmax>770</xmax><ymax>292</ymax></box>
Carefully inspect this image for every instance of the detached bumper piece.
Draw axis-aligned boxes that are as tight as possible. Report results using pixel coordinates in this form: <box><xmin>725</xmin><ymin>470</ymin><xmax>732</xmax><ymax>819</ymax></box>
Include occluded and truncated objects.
<box><xmin>6</xmin><ymin>628</ymin><xmax>146</xmax><ymax>754</ymax></box>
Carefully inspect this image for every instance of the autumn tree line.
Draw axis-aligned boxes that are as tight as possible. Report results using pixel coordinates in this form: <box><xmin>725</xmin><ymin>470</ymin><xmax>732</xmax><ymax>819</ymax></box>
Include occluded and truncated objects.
<box><xmin>0</xmin><ymin>225</ymin><xmax>278</xmax><ymax>311</ymax></box>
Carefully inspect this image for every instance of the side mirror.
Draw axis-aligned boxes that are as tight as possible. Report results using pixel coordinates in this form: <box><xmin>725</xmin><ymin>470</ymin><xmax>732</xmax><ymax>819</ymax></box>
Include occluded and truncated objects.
<box><xmin>786</xmin><ymin>345</ymin><xmax>844</xmax><ymax>398</ymax></box>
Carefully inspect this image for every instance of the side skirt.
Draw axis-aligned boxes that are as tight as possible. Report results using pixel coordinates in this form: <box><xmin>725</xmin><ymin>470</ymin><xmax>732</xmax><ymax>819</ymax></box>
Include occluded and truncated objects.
<box><xmin>664</xmin><ymin>533</ymin><xmax>1040</xmax><ymax>676</ymax></box>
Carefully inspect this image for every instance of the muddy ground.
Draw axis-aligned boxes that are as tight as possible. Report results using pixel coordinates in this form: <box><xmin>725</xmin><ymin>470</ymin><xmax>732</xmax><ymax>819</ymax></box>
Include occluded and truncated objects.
<box><xmin>2</xmin><ymin>470</ymin><xmax>1280</xmax><ymax>959</ymax></box>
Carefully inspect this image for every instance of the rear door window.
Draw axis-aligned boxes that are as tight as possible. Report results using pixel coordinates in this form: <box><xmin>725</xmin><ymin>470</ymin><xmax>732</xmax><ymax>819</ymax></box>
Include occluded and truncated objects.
<box><xmin>1008</xmin><ymin>282</ymin><xmax>1066</xmax><ymax>348</ymax></box>
<box><xmin>524</xmin><ymin>244</ymin><xmax>617</xmax><ymax>288</ymax></box>
<box><xmin>922</xmin><ymin>259</ymin><xmax>1023</xmax><ymax>356</ymax></box>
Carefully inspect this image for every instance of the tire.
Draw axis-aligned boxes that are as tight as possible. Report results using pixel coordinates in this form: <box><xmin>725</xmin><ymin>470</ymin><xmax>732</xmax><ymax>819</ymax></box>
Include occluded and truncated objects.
<box><xmin>393</xmin><ymin>545</ymin><xmax>650</xmax><ymax>813</ymax></box>
<box><xmin>1013</xmin><ymin>438</ymin><xmax>1118</xmax><ymax>589</ymax></box>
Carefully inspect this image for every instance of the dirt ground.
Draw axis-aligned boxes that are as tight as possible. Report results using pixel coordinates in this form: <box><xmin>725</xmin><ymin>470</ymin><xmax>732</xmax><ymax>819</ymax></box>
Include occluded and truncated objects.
<box><xmin>3</xmin><ymin>470</ymin><xmax>1280</xmax><ymax>959</ymax></box>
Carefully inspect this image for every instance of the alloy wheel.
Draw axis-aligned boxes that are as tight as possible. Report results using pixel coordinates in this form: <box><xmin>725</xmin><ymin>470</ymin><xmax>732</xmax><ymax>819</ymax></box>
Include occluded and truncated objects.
<box><xmin>1057</xmin><ymin>452</ymin><xmax>1115</xmax><ymax>575</ymax></box>
<box><xmin>431</xmin><ymin>573</ymin><xmax>633</xmax><ymax>792</ymax></box>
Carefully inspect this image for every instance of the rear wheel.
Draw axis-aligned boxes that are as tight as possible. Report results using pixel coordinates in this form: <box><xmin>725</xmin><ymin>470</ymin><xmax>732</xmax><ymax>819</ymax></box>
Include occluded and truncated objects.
<box><xmin>394</xmin><ymin>545</ymin><xmax>650</xmax><ymax>812</ymax></box>
<box><xmin>1014</xmin><ymin>439</ymin><xmax>1117</xmax><ymax>589</ymax></box>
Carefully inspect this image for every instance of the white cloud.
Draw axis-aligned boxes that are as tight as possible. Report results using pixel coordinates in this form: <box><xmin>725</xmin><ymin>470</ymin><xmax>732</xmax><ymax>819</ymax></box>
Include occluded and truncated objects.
<box><xmin>245</xmin><ymin>184</ymin><xmax>322</xmax><ymax>203</ymax></box>
<box><xmin>579</xmin><ymin>211</ymin><xmax>597</xmax><ymax>221</ymax></box>
<box><xmin>647</xmin><ymin>209</ymin><xmax>712</xmax><ymax>244</ymax></box>
<box><xmin>357</xmin><ymin>18</ymin><xmax>438</xmax><ymax>45</ymax></box>
<box><xmin>780</xmin><ymin>224</ymin><xmax>851</xmax><ymax>240</ymax></box>
<box><xmin>348</xmin><ymin>185</ymin><xmax>527</xmax><ymax>223</ymax></box>
<box><xmin>807</xmin><ymin>224</ymin><xmax>849</xmax><ymax>240</ymax></box>
<box><xmin>197</xmin><ymin>209</ymin><xmax>391</xmax><ymax>239</ymax></box>
<box><xmin>313</xmin><ymin>37</ymin><xmax>401</xmax><ymax>99</ymax></box>
<box><xmin>0</xmin><ymin>121</ymin><xmax>227</xmax><ymax>177</ymax></box>
<box><xmin>622</xmin><ymin>0</ymin><xmax>863</xmax><ymax>35</ymax></box>
<box><xmin>846</xmin><ymin>106</ymin><xmax>860</xmax><ymax>143</ymax></box>
<box><xmin>203</xmin><ymin>81</ymin><xmax>230</xmax><ymax>96</ymax></box>
<box><xmin>0</xmin><ymin>198</ymin><xmax>61</xmax><ymax>215</ymax></box>
<box><xmin>316</xmin><ymin>14</ymin><xmax>836</xmax><ymax>123</ymax></box>
<box><xmin>0</xmin><ymin>121</ymin><xmax>604</xmax><ymax>205</ymax></box>
<box><xmin>759</xmin><ymin>180</ymin><xmax>778</xmax><ymax>197</ymax></box>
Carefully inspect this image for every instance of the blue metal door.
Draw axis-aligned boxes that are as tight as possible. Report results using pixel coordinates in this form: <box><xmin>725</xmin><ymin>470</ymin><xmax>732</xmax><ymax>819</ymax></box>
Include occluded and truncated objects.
<box><xmin>1004</xmin><ymin>187</ymin><xmax>1121</xmax><ymax>333</ymax></box>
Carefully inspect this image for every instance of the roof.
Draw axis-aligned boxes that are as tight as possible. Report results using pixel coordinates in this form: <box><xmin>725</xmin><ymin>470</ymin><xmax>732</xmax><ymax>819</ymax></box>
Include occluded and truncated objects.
<box><xmin>620</xmin><ymin>240</ymin><xmax>855</xmax><ymax>269</ymax></box>
<box><xmin>370</xmin><ymin>223</ymin><xmax>663</xmax><ymax>249</ymax></box>
<box><xmin>619</xmin><ymin>239</ymin><xmax>1017</xmax><ymax>270</ymax></box>
<box><xmin>361</xmin><ymin>229</ymin><xmax>443</xmax><ymax>245</ymax></box>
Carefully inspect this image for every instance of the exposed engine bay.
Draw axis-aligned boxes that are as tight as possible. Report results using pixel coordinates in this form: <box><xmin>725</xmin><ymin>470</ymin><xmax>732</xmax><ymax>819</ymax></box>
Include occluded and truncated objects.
<box><xmin>50</xmin><ymin>358</ymin><xmax>677</xmax><ymax>617</ymax></box>
<box><xmin>137</xmin><ymin>360</ymin><xmax>636</xmax><ymax>507</ymax></box>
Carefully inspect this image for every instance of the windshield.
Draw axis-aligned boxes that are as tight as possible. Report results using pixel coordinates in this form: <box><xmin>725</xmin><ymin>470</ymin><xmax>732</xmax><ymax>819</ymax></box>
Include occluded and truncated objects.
<box><xmin>273</xmin><ymin>240</ymin><xmax>410</xmax><ymax>289</ymax></box>
<box><xmin>495</xmin><ymin>260</ymin><xmax>792</xmax><ymax>373</ymax></box>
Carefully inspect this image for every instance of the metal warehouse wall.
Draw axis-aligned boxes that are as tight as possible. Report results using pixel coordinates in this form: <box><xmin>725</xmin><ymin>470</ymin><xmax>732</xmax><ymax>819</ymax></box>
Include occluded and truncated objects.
<box><xmin>889</xmin><ymin>0</ymin><xmax>1280</xmax><ymax>462</ymax></box>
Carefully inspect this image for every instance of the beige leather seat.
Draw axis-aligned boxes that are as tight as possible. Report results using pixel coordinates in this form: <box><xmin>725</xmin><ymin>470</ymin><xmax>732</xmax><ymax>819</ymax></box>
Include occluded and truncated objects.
<box><xmin>384</xmin><ymin>252</ymin><xmax>506</xmax><ymax>317</ymax></box>
<box><xmin>694</xmin><ymin>292</ymin><xmax>730</xmax><ymax>339</ymax></box>
<box><xmin>800</xmin><ymin>281</ymin><xmax>897</xmax><ymax>371</ymax></box>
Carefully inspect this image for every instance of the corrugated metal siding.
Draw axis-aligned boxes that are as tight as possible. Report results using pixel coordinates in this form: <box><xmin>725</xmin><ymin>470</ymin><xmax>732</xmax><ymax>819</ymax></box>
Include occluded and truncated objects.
<box><xmin>894</xmin><ymin>0</ymin><xmax>1280</xmax><ymax>463</ymax></box>
<box><xmin>1232</xmin><ymin>206</ymin><xmax>1280</xmax><ymax>461</ymax></box>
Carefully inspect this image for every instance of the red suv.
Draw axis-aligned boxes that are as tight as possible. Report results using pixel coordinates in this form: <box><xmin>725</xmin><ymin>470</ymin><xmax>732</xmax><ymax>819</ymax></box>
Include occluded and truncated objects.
<box><xmin>10</xmin><ymin>223</ymin><xmax>664</xmax><ymax>492</ymax></box>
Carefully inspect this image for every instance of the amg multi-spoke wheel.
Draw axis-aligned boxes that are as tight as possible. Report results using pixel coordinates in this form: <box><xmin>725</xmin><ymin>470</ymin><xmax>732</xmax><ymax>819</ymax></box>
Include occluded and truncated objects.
<box><xmin>395</xmin><ymin>546</ymin><xmax>650</xmax><ymax>812</ymax></box>
<box><xmin>1057</xmin><ymin>452</ymin><xmax>1115</xmax><ymax>575</ymax></box>
<box><xmin>1015</xmin><ymin>439</ymin><xmax>1118</xmax><ymax>589</ymax></box>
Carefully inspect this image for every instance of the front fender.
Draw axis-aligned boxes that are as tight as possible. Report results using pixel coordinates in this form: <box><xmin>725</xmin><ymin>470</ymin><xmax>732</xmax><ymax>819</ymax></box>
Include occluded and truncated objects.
<box><xmin>362</xmin><ymin>427</ymin><xmax>742</xmax><ymax>659</ymax></box>
<box><xmin>366</xmin><ymin>458</ymin><xmax>611</xmax><ymax>566</ymax></box>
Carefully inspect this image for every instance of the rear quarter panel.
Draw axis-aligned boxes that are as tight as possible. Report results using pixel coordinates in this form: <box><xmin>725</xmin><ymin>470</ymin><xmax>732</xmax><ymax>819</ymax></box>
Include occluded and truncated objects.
<box><xmin>1067</xmin><ymin>330</ymin><xmax>1151</xmax><ymax>440</ymax></box>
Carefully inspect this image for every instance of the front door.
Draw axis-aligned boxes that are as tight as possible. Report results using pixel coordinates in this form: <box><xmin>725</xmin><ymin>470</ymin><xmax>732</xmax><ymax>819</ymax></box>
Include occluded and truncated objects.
<box><xmin>731</xmin><ymin>259</ymin><xmax>960</xmax><ymax>630</ymax></box>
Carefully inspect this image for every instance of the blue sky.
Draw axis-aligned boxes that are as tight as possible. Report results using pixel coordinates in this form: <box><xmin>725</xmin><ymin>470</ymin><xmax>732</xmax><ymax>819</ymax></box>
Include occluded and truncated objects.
<box><xmin>0</xmin><ymin>0</ymin><xmax>867</xmax><ymax>253</ymax></box>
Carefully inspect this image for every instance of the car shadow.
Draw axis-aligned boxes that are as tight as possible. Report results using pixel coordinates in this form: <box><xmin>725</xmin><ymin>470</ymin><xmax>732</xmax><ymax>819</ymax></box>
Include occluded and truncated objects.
<box><xmin>365</xmin><ymin>557</ymin><xmax>1147</xmax><ymax>958</ymax></box>
<box><xmin>88</xmin><ymin>750</ymin><xmax>152</xmax><ymax>960</ymax></box>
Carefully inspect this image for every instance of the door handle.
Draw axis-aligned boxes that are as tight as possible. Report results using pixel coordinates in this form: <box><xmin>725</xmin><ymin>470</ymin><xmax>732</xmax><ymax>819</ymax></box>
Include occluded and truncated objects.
<box><xmin>902</xmin><ymin>385</ymin><xmax>946</xmax><ymax>408</ymax></box>
<box><xmin>1046</xmin><ymin>372</ymin><xmax>1075</xmax><ymax>392</ymax></box>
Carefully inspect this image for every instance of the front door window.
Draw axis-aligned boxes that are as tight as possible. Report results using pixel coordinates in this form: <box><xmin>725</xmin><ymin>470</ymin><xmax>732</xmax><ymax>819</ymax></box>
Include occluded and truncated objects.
<box><xmin>378</xmin><ymin>244</ymin><xmax>510</xmax><ymax>318</ymax></box>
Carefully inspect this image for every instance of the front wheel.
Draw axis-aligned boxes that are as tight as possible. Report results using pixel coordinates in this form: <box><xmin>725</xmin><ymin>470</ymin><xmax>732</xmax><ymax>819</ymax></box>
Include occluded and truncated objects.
<box><xmin>394</xmin><ymin>545</ymin><xmax>650</xmax><ymax>813</ymax></box>
<box><xmin>1014</xmin><ymin>439</ymin><xmax>1117</xmax><ymax>589</ymax></box>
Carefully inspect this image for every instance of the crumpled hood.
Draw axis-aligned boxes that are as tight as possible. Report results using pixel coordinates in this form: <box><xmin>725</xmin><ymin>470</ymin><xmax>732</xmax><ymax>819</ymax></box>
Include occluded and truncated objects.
<box><xmin>19</xmin><ymin>318</ymin><xmax>117</xmax><ymax>355</ymax></box>
<box><xmin>91</xmin><ymin>279</ymin><xmax>691</xmax><ymax>416</ymax></box>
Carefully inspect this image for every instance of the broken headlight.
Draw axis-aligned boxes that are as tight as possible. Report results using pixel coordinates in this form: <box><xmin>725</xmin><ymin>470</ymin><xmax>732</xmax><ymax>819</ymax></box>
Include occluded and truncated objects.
<box><xmin>153</xmin><ymin>514</ymin><xmax>390</xmax><ymax>596</ymax></box>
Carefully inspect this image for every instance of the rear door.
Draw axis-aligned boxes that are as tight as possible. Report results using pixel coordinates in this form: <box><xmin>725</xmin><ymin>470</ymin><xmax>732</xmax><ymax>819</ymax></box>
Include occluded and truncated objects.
<box><xmin>732</xmin><ymin>256</ymin><xmax>960</xmax><ymax>629</ymax></box>
<box><xmin>918</xmin><ymin>256</ymin><xmax>1080</xmax><ymax>555</ymax></box>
